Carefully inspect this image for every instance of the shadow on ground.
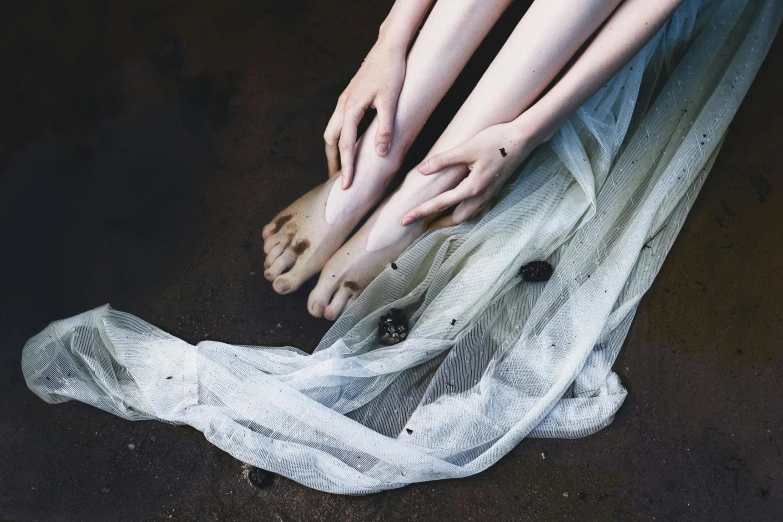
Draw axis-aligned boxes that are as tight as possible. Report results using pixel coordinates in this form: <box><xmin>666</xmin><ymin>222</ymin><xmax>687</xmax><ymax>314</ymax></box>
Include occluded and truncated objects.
<box><xmin>0</xmin><ymin>1</ymin><xmax>781</xmax><ymax>520</ymax></box>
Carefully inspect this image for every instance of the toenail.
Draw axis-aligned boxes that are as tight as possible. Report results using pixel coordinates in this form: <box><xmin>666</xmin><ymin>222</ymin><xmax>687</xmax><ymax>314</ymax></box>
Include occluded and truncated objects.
<box><xmin>376</xmin><ymin>142</ymin><xmax>389</xmax><ymax>155</ymax></box>
<box><xmin>275</xmin><ymin>280</ymin><xmax>290</xmax><ymax>292</ymax></box>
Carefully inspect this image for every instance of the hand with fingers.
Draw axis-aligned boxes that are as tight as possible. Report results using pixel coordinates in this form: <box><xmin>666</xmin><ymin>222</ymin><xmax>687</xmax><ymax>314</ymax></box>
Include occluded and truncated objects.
<box><xmin>402</xmin><ymin>122</ymin><xmax>548</xmax><ymax>226</ymax></box>
<box><xmin>324</xmin><ymin>40</ymin><xmax>406</xmax><ymax>189</ymax></box>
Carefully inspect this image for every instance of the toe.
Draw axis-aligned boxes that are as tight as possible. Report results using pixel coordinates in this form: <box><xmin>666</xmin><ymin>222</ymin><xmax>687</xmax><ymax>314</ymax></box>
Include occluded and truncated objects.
<box><xmin>263</xmin><ymin>235</ymin><xmax>281</xmax><ymax>254</ymax></box>
<box><xmin>308</xmin><ymin>274</ymin><xmax>340</xmax><ymax>318</ymax></box>
<box><xmin>262</xmin><ymin>222</ymin><xmax>276</xmax><ymax>239</ymax></box>
<box><xmin>309</xmin><ymin>300</ymin><xmax>325</xmax><ymax>318</ymax></box>
<box><xmin>265</xmin><ymin>232</ymin><xmax>294</xmax><ymax>255</ymax></box>
<box><xmin>265</xmin><ymin>250</ymin><xmax>297</xmax><ymax>280</ymax></box>
<box><xmin>272</xmin><ymin>276</ymin><xmax>292</xmax><ymax>294</ymax></box>
<box><xmin>264</xmin><ymin>243</ymin><xmax>285</xmax><ymax>269</ymax></box>
<box><xmin>273</xmin><ymin>265</ymin><xmax>310</xmax><ymax>295</ymax></box>
<box><xmin>324</xmin><ymin>287</ymin><xmax>354</xmax><ymax>321</ymax></box>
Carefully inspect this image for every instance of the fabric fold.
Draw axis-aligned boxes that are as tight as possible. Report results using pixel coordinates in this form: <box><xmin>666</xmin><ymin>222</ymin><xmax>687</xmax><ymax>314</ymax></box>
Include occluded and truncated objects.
<box><xmin>22</xmin><ymin>0</ymin><xmax>781</xmax><ymax>494</ymax></box>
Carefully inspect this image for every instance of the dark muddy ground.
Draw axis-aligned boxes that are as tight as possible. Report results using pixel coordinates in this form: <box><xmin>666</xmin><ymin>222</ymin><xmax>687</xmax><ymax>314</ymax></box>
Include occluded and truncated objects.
<box><xmin>1</xmin><ymin>1</ymin><xmax>781</xmax><ymax>520</ymax></box>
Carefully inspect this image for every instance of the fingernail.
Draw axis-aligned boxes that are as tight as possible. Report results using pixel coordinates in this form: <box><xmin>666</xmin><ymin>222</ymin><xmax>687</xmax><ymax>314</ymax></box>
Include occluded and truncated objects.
<box><xmin>418</xmin><ymin>162</ymin><xmax>430</xmax><ymax>174</ymax></box>
<box><xmin>377</xmin><ymin>142</ymin><xmax>389</xmax><ymax>155</ymax></box>
<box><xmin>401</xmin><ymin>217</ymin><xmax>413</xmax><ymax>226</ymax></box>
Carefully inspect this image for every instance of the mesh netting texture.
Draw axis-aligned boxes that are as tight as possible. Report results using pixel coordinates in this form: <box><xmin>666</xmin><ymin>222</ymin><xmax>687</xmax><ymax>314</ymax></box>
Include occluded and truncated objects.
<box><xmin>21</xmin><ymin>0</ymin><xmax>782</xmax><ymax>494</ymax></box>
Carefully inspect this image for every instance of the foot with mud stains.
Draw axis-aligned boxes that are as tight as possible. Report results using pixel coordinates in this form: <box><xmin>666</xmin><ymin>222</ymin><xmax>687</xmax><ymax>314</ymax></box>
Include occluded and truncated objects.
<box><xmin>306</xmin><ymin>162</ymin><xmax>461</xmax><ymax>319</ymax></box>
<box><xmin>262</xmin><ymin>176</ymin><xmax>341</xmax><ymax>294</ymax></box>
<box><xmin>262</xmin><ymin>151</ymin><xmax>399</xmax><ymax>294</ymax></box>
<box><xmin>306</xmin><ymin>204</ymin><xmax>426</xmax><ymax>320</ymax></box>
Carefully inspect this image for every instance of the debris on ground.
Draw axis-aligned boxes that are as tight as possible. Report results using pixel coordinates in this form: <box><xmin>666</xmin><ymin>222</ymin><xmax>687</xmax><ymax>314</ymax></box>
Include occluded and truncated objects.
<box><xmin>247</xmin><ymin>467</ymin><xmax>275</xmax><ymax>489</ymax></box>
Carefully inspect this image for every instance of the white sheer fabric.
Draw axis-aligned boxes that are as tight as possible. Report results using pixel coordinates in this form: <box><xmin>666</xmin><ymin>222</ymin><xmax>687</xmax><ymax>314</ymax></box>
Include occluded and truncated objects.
<box><xmin>22</xmin><ymin>0</ymin><xmax>781</xmax><ymax>494</ymax></box>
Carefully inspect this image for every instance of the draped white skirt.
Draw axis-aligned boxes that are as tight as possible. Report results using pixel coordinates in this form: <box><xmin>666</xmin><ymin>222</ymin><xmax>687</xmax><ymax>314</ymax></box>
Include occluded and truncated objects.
<box><xmin>22</xmin><ymin>0</ymin><xmax>782</xmax><ymax>494</ymax></box>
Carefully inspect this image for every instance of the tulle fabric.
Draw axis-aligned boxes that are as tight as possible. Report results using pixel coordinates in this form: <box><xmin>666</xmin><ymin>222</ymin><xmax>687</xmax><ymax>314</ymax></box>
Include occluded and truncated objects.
<box><xmin>22</xmin><ymin>0</ymin><xmax>782</xmax><ymax>494</ymax></box>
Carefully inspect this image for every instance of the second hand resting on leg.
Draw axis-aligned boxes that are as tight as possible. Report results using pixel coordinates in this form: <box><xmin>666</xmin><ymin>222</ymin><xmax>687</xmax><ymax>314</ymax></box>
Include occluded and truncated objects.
<box><xmin>309</xmin><ymin>0</ymin><xmax>685</xmax><ymax>320</ymax></box>
<box><xmin>262</xmin><ymin>0</ymin><xmax>513</xmax><ymax>296</ymax></box>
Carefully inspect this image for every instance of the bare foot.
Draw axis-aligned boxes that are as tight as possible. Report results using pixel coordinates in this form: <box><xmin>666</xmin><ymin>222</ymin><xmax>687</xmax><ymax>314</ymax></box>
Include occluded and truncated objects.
<box><xmin>306</xmin><ymin>209</ymin><xmax>426</xmax><ymax>320</ymax></box>
<box><xmin>308</xmin><ymin>164</ymin><xmax>467</xmax><ymax>319</ymax></box>
<box><xmin>261</xmin><ymin>151</ymin><xmax>397</xmax><ymax>294</ymax></box>
<box><xmin>261</xmin><ymin>177</ymin><xmax>344</xmax><ymax>294</ymax></box>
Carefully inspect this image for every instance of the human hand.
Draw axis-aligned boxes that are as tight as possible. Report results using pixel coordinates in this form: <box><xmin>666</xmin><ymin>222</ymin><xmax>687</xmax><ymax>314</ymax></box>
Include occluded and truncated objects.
<box><xmin>324</xmin><ymin>40</ymin><xmax>406</xmax><ymax>189</ymax></box>
<box><xmin>402</xmin><ymin>122</ymin><xmax>545</xmax><ymax>225</ymax></box>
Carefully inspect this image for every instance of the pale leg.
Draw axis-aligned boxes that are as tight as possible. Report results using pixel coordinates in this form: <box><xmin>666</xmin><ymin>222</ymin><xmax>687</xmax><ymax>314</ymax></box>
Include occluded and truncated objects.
<box><xmin>261</xmin><ymin>0</ymin><xmax>513</xmax><ymax>295</ymax></box>
<box><xmin>309</xmin><ymin>0</ymin><xmax>623</xmax><ymax>319</ymax></box>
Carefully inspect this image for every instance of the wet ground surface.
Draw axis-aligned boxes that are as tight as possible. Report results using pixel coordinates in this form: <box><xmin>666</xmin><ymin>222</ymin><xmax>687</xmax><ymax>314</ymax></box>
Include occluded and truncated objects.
<box><xmin>0</xmin><ymin>1</ymin><xmax>781</xmax><ymax>520</ymax></box>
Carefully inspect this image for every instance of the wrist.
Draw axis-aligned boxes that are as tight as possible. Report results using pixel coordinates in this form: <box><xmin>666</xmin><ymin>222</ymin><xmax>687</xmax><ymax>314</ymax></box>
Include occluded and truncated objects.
<box><xmin>513</xmin><ymin>106</ymin><xmax>563</xmax><ymax>145</ymax></box>
<box><xmin>376</xmin><ymin>25</ymin><xmax>410</xmax><ymax>55</ymax></box>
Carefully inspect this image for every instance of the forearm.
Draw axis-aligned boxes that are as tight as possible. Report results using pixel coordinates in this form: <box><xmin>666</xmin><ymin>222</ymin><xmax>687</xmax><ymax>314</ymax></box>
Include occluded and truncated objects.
<box><xmin>520</xmin><ymin>0</ymin><xmax>686</xmax><ymax>140</ymax></box>
<box><xmin>378</xmin><ymin>0</ymin><xmax>436</xmax><ymax>52</ymax></box>
<box><xmin>433</xmin><ymin>0</ymin><xmax>622</xmax><ymax>149</ymax></box>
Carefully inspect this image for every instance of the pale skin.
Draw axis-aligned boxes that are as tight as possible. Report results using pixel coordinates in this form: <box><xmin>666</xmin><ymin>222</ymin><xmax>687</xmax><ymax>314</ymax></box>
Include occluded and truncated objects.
<box><xmin>323</xmin><ymin>0</ymin><xmax>435</xmax><ymax>186</ymax></box>
<box><xmin>263</xmin><ymin>0</ymin><xmax>514</xmax><ymax>296</ymax></box>
<box><xmin>263</xmin><ymin>0</ymin><xmax>686</xmax><ymax>320</ymax></box>
<box><xmin>404</xmin><ymin>0</ymin><xmax>688</xmax><ymax>225</ymax></box>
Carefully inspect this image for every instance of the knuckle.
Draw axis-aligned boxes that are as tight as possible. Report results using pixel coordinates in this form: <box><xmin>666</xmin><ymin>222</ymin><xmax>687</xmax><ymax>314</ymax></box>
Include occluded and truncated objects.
<box><xmin>377</xmin><ymin>127</ymin><xmax>393</xmax><ymax>138</ymax></box>
<box><xmin>338</xmin><ymin>140</ymin><xmax>351</xmax><ymax>151</ymax></box>
<box><xmin>467</xmin><ymin>185</ymin><xmax>482</xmax><ymax>198</ymax></box>
<box><xmin>344</xmin><ymin>99</ymin><xmax>362</xmax><ymax>112</ymax></box>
